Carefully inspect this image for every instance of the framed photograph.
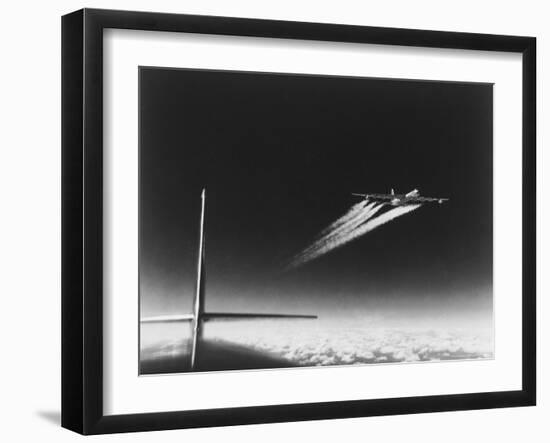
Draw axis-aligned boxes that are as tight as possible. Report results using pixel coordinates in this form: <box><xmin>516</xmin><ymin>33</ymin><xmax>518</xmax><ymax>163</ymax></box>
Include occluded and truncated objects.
<box><xmin>62</xmin><ymin>8</ymin><xmax>536</xmax><ymax>434</ymax></box>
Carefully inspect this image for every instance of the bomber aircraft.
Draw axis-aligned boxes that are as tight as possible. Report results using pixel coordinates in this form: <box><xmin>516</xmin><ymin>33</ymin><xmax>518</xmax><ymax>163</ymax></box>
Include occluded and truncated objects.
<box><xmin>352</xmin><ymin>188</ymin><xmax>449</xmax><ymax>206</ymax></box>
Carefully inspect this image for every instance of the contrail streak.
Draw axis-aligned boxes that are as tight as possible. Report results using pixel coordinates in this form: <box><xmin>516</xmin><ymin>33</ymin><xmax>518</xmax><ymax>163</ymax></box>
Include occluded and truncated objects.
<box><xmin>288</xmin><ymin>203</ymin><xmax>422</xmax><ymax>269</ymax></box>
<box><xmin>301</xmin><ymin>203</ymin><xmax>383</xmax><ymax>257</ymax></box>
<box><xmin>317</xmin><ymin>201</ymin><xmax>367</xmax><ymax>239</ymax></box>
<box><xmin>336</xmin><ymin>203</ymin><xmax>422</xmax><ymax>248</ymax></box>
<box><xmin>290</xmin><ymin>202</ymin><xmax>378</xmax><ymax>266</ymax></box>
<box><xmin>290</xmin><ymin>203</ymin><xmax>383</xmax><ymax>267</ymax></box>
<box><xmin>297</xmin><ymin>202</ymin><xmax>377</xmax><ymax>260</ymax></box>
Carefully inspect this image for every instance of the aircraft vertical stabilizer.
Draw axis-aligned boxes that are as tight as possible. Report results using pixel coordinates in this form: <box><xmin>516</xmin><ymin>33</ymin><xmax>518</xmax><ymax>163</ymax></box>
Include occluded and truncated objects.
<box><xmin>190</xmin><ymin>189</ymin><xmax>206</xmax><ymax>369</ymax></box>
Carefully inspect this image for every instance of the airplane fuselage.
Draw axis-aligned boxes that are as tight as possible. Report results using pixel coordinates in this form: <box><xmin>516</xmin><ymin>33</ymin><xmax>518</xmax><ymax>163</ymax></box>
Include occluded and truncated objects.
<box><xmin>352</xmin><ymin>188</ymin><xmax>448</xmax><ymax>206</ymax></box>
<box><xmin>389</xmin><ymin>189</ymin><xmax>420</xmax><ymax>206</ymax></box>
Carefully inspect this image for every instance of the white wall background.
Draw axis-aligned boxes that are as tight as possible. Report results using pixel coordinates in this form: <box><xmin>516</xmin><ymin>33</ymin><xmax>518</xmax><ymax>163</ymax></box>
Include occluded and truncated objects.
<box><xmin>0</xmin><ymin>0</ymin><xmax>546</xmax><ymax>441</ymax></box>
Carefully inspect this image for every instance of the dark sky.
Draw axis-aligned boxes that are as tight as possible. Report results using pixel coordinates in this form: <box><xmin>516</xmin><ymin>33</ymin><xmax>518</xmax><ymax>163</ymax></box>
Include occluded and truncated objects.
<box><xmin>139</xmin><ymin>67</ymin><xmax>493</xmax><ymax>326</ymax></box>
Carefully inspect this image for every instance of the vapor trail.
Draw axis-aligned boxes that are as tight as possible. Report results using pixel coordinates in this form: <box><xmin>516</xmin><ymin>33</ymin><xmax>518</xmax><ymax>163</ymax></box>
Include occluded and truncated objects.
<box><xmin>337</xmin><ymin>204</ymin><xmax>422</xmax><ymax>248</ymax></box>
<box><xmin>288</xmin><ymin>203</ymin><xmax>421</xmax><ymax>269</ymax></box>
<box><xmin>290</xmin><ymin>202</ymin><xmax>378</xmax><ymax>266</ymax></box>
<box><xmin>289</xmin><ymin>203</ymin><xmax>383</xmax><ymax>267</ymax></box>
<box><xmin>298</xmin><ymin>202</ymin><xmax>377</xmax><ymax>258</ymax></box>
<box><xmin>300</xmin><ymin>202</ymin><xmax>382</xmax><ymax>258</ymax></box>
<box><xmin>317</xmin><ymin>201</ymin><xmax>367</xmax><ymax>239</ymax></box>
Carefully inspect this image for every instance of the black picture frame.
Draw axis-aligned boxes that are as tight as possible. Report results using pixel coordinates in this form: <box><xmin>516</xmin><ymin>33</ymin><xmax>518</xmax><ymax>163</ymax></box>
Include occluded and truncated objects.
<box><xmin>62</xmin><ymin>8</ymin><xmax>536</xmax><ymax>435</ymax></box>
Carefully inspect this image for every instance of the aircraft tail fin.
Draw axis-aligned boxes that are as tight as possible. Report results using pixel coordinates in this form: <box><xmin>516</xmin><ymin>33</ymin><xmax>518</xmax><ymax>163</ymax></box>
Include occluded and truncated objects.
<box><xmin>145</xmin><ymin>188</ymin><xmax>318</xmax><ymax>371</ymax></box>
<box><xmin>190</xmin><ymin>189</ymin><xmax>207</xmax><ymax>369</ymax></box>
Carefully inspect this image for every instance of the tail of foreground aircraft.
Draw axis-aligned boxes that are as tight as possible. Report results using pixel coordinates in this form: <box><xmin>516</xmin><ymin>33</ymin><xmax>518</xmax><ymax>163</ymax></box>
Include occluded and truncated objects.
<box><xmin>141</xmin><ymin>189</ymin><xmax>317</xmax><ymax>370</ymax></box>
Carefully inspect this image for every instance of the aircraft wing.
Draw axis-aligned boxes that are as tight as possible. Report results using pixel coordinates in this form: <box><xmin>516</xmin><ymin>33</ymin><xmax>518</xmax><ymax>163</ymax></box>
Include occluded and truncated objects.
<box><xmin>203</xmin><ymin>312</ymin><xmax>317</xmax><ymax>321</ymax></box>
<box><xmin>141</xmin><ymin>314</ymin><xmax>195</xmax><ymax>323</ymax></box>
<box><xmin>410</xmin><ymin>196</ymin><xmax>449</xmax><ymax>203</ymax></box>
<box><xmin>352</xmin><ymin>193</ymin><xmax>395</xmax><ymax>200</ymax></box>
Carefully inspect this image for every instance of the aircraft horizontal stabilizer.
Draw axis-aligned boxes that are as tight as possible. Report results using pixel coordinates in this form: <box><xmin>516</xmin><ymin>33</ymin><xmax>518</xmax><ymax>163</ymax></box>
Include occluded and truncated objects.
<box><xmin>203</xmin><ymin>312</ymin><xmax>317</xmax><ymax>321</ymax></box>
<box><xmin>141</xmin><ymin>314</ymin><xmax>195</xmax><ymax>323</ymax></box>
<box><xmin>141</xmin><ymin>312</ymin><xmax>317</xmax><ymax>324</ymax></box>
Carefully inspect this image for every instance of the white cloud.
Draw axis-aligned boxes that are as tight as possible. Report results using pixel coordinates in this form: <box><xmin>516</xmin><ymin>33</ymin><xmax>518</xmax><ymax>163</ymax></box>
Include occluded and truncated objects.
<box><xmin>204</xmin><ymin>321</ymin><xmax>494</xmax><ymax>367</ymax></box>
<box><xmin>141</xmin><ymin>319</ymin><xmax>494</xmax><ymax>368</ymax></box>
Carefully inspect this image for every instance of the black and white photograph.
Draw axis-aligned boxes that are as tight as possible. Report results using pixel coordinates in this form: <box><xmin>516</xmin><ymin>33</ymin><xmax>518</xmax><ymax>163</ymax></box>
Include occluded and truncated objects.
<box><xmin>0</xmin><ymin>0</ymin><xmax>544</xmax><ymax>439</ymax></box>
<box><xmin>138</xmin><ymin>67</ymin><xmax>494</xmax><ymax>375</ymax></box>
<box><xmin>53</xmin><ymin>4</ymin><xmax>538</xmax><ymax>437</ymax></box>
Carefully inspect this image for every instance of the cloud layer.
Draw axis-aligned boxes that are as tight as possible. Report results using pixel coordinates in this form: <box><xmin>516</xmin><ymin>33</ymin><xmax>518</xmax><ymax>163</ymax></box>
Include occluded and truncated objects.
<box><xmin>204</xmin><ymin>320</ymin><xmax>493</xmax><ymax>367</ymax></box>
<box><xmin>141</xmin><ymin>318</ymin><xmax>493</xmax><ymax>369</ymax></box>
